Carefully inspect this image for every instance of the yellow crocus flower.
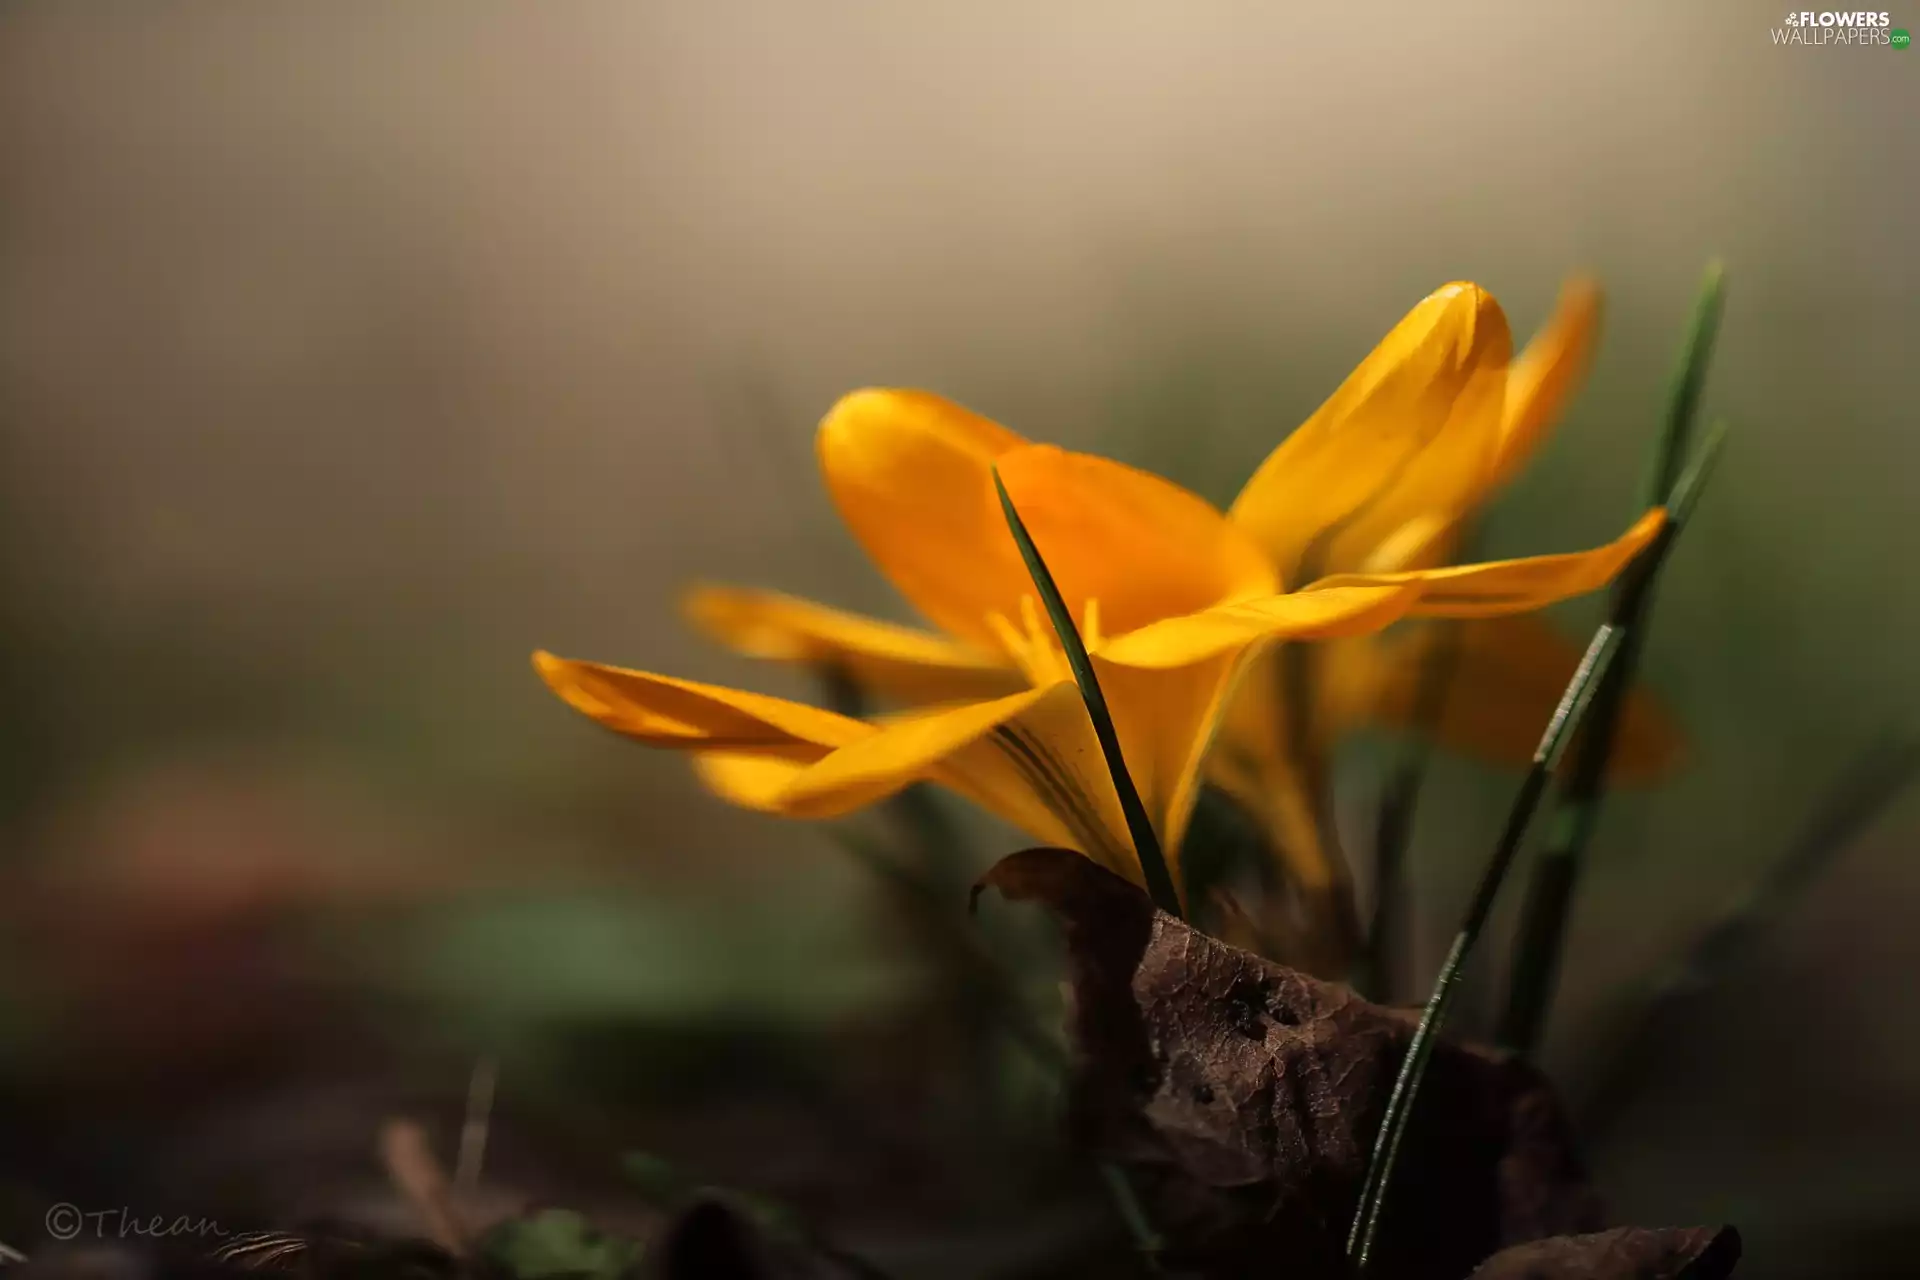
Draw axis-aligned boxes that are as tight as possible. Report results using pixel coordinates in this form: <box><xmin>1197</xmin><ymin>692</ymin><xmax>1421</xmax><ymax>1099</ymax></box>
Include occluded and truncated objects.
<box><xmin>536</xmin><ymin>298</ymin><xmax>1663</xmax><ymax>897</ymax></box>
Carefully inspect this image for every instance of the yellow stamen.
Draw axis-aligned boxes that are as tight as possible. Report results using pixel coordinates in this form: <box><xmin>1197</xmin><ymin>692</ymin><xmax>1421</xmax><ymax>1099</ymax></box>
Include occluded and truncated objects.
<box><xmin>986</xmin><ymin>595</ymin><xmax>1074</xmax><ymax>687</ymax></box>
<box><xmin>984</xmin><ymin>610</ymin><xmax>1029</xmax><ymax>668</ymax></box>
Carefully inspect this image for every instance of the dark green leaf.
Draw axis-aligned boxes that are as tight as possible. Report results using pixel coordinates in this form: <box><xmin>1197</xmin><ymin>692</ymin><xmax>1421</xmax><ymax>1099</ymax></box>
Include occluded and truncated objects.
<box><xmin>991</xmin><ymin>467</ymin><xmax>1184</xmax><ymax>918</ymax></box>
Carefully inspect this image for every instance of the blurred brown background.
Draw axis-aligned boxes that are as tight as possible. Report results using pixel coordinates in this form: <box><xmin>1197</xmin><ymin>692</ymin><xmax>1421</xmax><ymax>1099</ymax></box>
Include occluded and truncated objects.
<box><xmin>0</xmin><ymin>3</ymin><xmax>1915</xmax><ymax>1275</ymax></box>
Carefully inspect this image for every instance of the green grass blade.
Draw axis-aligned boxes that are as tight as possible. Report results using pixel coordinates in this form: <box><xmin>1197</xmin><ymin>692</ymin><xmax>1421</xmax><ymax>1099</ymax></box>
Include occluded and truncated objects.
<box><xmin>991</xmin><ymin>467</ymin><xmax>1183</xmax><ymax>918</ymax></box>
<box><xmin>1345</xmin><ymin>624</ymin><xmax>1624</xmax><ymax>1268</ymax></box>
<box><xmin>1098</xmin><ymin>1162</ymin><xmax>1168</xmax><ymax>1270</ymax></box>
<box><xmin>1346</xmin><ymin>420</ymin><xmax>1728</xmax><ymax>1270</ymax></box>
<box><xmin>1664</xmin><ymin>417</ymin><xmax>1728</xmax><ymax>529</ymax></box>
<box><xmin>1495</xmin><ymin>426</ymin><xmax>1729</xmax><ymax>1059</ymax></box>
<box><xmin>1645</xmin><ymin>261</ymin><xmax>1725</xmax><ymax>502</ymax></box>
<box><xmin>1496</xmin><ymin>263</ymin><xmax>1725</xmax><ymax>1057</ymax></box>
<box><xmin>1359</xmin><ymin>626</ymin><xmax>1464</xmax><ymax>1002</ymax></box>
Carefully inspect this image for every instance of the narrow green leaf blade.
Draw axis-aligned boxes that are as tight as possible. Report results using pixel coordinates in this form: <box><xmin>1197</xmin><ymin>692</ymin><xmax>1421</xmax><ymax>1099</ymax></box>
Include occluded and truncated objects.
<box><xmin>990</xmin><ymin>467</ymin><xmax>1183</xmax><ymax>918</ymax></box>
<box><xmin>1496</xmin><ymin>268</ymin><xmax>1731</xmax><ymax>1059</ymax></box>
<box><xmin>1349</xmin><ymin>406</ymin><xmax>1731</xmax><ymax>1269</ymax></box>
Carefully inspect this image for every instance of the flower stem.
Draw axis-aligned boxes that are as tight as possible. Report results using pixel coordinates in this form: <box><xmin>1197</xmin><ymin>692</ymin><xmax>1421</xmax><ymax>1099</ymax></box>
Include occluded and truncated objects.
<box><xmin>1345</xmin><ymin>421</ymin><xmax>1728</xmax><ymax>1271</ymax></box>
<box><xmin>1496</xmin><ymin>263</ymin><xmax>1726</xmax><ymax>1057</ymax></box>
<box><xmin>1358</xmin><ymin>623</ymin><xmax>1463</xmax><ymax>1003</ymax></box>
<box><xmin>992</xmin><ymin>467</ymin><xmax>1184</xmax><ymax>919</ymax></box>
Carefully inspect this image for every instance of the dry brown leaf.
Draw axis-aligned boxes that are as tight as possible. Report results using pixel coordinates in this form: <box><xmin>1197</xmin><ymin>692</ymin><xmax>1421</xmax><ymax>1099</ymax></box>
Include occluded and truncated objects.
<box><xmin>976</xmin><ymin>847</ymin><xmax>1607</xmax><ymax>1280</ymax></box>
<box><xmin>1466</xmin><ymin>1224</ymin><xmax>1742</xmax><ymax>1279</ymax></box>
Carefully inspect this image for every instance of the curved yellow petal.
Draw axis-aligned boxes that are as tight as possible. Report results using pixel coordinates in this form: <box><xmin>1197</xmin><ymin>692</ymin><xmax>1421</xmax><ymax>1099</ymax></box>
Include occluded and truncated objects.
<box><xmin>771</xmin><ymin>685</ymin><xmax>1059</xmax><ymax>817</ymax></box>
<box><xmin>1315</xmin><ymin>634</ymin><xmax>1398</xmax><ymax>736</ymax></box>
<box><xmin>1227</xmin><ymin>282</ymin><xmax>1512</xmax><ymax>583</ymax></box>
<box><xmin>1355</xmin><ymin>510</ymin><xmax>1468</xmax><ymax>577</ymax></box>
<box><xmin>995</xmin><ymin>444</ymin><xmax>1278</xmax><ymax>635</ymax></box>
<box><xmin>538</xmin><ymin>648</ymin><xmax>1207</xmax><ymax>893</ymax></box>
<box><xmin>1347</xmin><ymin>279</ymin><xmax>1605</xmax><ymax>577</ymax></box>
<box><xmin>689</xmin><ymin>692</ymin><xmax>1119</xmax><ymax>867</ymax></box>
<box><xmin>816</xmin><ymin>389</ymin><xmax>1033</xmax><ymax>649</ymax></box>
<box><xmin>693</xmin><ymin>752</ymin><xmax>816</xmax><ymax>811</ymax></box>
<box><xmin>932</xmin><ymin>681</ymin><xmax>1140</xmax><ymax>880</ymax></box>
<box><xmin>764</xmin><ymin>682</ymin><xmax>1145</xmax><ymax>882</ymax></box>
<box><xmin>1207</xmin><ymin>733</ymin><xmax>1346</xmax><ymax>887</ymax></box>
<box><xmin>1491</xmin><ymin>277</ymin><xmax>1602</xmax><ymax>492</ymax></box>
<box><xmin>1208</xmin><ymin>637</ymin><xmax>1400</xmax><ymax>884</ymax></box>
<box><xmin>1092</xmin><ymin>649</ymin><xmax>1252</xmax><ymax>889</ymax></box>
<box><xmin>1206</xmin><ymin>649</ymin><xmax>1361</xmax><ymax>971</ymax></box>
<box><xmin>1096</xmin><ymin>583</ymin><xmax>1420</xmax><ymax>670</ymax></box>
<box><xmin>681</xmin><ymin>584</ymin><xmax>1023</xmax><ymax>705</ymax></box>
<box><xmin>1358</xmin><ymin>615</ymin><xmax>1686</xmax><ymax>784</ymax></box>
<box><xmin>1305</xmin><ymin>508</ymin><xmax>1665</xmax><ymax>619</ymax></box>
<box><xmin>532</xmin><ymin>650</ymin><xmax>865</xmax><ymax>753</ymax></box>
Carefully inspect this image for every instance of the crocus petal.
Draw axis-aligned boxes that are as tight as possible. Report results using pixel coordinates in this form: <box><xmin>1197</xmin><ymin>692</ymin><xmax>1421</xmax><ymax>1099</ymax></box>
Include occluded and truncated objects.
<box><xmin>682</xmin><ymin>584</ymin><xmax>1023</xmax><ymax>705</ymax></box>
<box><xmin>1358</xmin><ymin>511</ymin><xmax>1460</xmax><ymax>575</ymax></box>
<box><xmin>995</xmin><ymin>444</ymin><xmax>1279</xmax><ymax>635</ymax></box>
<box><xmin>1208</xmin><ymin>721</ymin><xmax>1343</xmax><ymax>885</ymax></box>
<box><xmin>1228</xmin><ymin>282</ymin><xmax>1512</xmax><ymax>584</ymax></box>
<box><xmin>768</xmin><ymin>686</ymin><xmax>1058</xmax><ymax>816</ymax></box>
<box><xmin>1349</xmin><ymin>279</ymin><xmax>1606</xmax><ymax>577</ymax></box>
<box><xmin>1306</xmin><ymin>508</ymin><xmax>1665</xmax><ymax>618</ymax></box>
<box><xmin>1092</xmin><ymin>650</ymin><xmax>1252</xmax><ymax>889</ymax></box>
<box><xmin>697</xmin><ymin>725</ymin><xmax>1100</xmax><ymax>850</ymax></box>
<box><xmin>693</xmin><ymin>752</ymin><xmax>816</xmax><ymax>811</ymax></box>
<box><xmin>1209</xmin><ymin>639</ymin><xmax>1384</xmax><ymax>885</ymax></box>
<box><xmin>1206</xmin><ymin>649</ymin><xmax>1362</xmax><ymax>970</ymax></box>
<box><xmin>1096</xmin><ymin>584</ymin><xmax>1421</xmax><ymax>670</ymax></box>
<box><xmin>772</xmin><ymin>682</ymin><xmax>1144</xmax><ymax>881</ymax></box>
<box><xmin>1490</xmin><ymin>277</ymin><xmax>1602</xmax><ymax>492</ymax></box>
<box><xmin>532</xmin><ymin>651</ymin><xmax>865</xmax><ymax>754</ymax></box>
<box><xmin>1359</xmin><ymin>615</ymin><xmax>1685</xmax><ymax>783</ymax></box>
<box><xmin>815</xmin><ymin>389</ymin><xmax>1034</xmax><ymax>649</ymax></box>
<box><xmin>933</xmin><ymin>681</ymin><xmax>1140</xmax><ymax>880</ymax></box>
<box><xmin>536</xmin><ymin>649</ymin><xmax>1163</xmax><ymax>888</ymax></box>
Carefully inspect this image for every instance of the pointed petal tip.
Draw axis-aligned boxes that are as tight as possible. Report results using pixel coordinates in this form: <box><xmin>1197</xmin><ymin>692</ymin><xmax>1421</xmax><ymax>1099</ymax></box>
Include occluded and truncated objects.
<box><xmin>680</xmin><ymin>583</ymin><xmax>785</xmax><ymax>657</ymax></box>
<box><xmin>1432</xmin><ymin>279</ymin><xmax>1490</xmax><ymax>302</ymax></box>
<box><xmin>818</xmin><ymin>385</ymin><xmax>899</xmax><ymax>426</ymax></box>
<box><xmin>1561</xmin><ymin>273</ymin><xmax>1604</xmax><ymax>304</ymax></box>
<box><xmin>530</xmin><ymin>649</ymin><xmax>602</xmax><ymax>721</ymax></box>
<box><xmin>1406</xmin><ymin>280</ymin><xmax>1513</xmax><ymax>370</ymax></box>
<box><xmin>677</xmin><ymin>581</ymin><xmax>735</xmax><ymax>632</ymax></box>
<box><xmin>1546</xmin><ymin>274</ymin><xmax>1605</xmax><ymax>335</ymax></box>
<box><xmin>1430</xmin><ymin>279</ymin><xmax>1502</xmax><ymax>319</ymax></box>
